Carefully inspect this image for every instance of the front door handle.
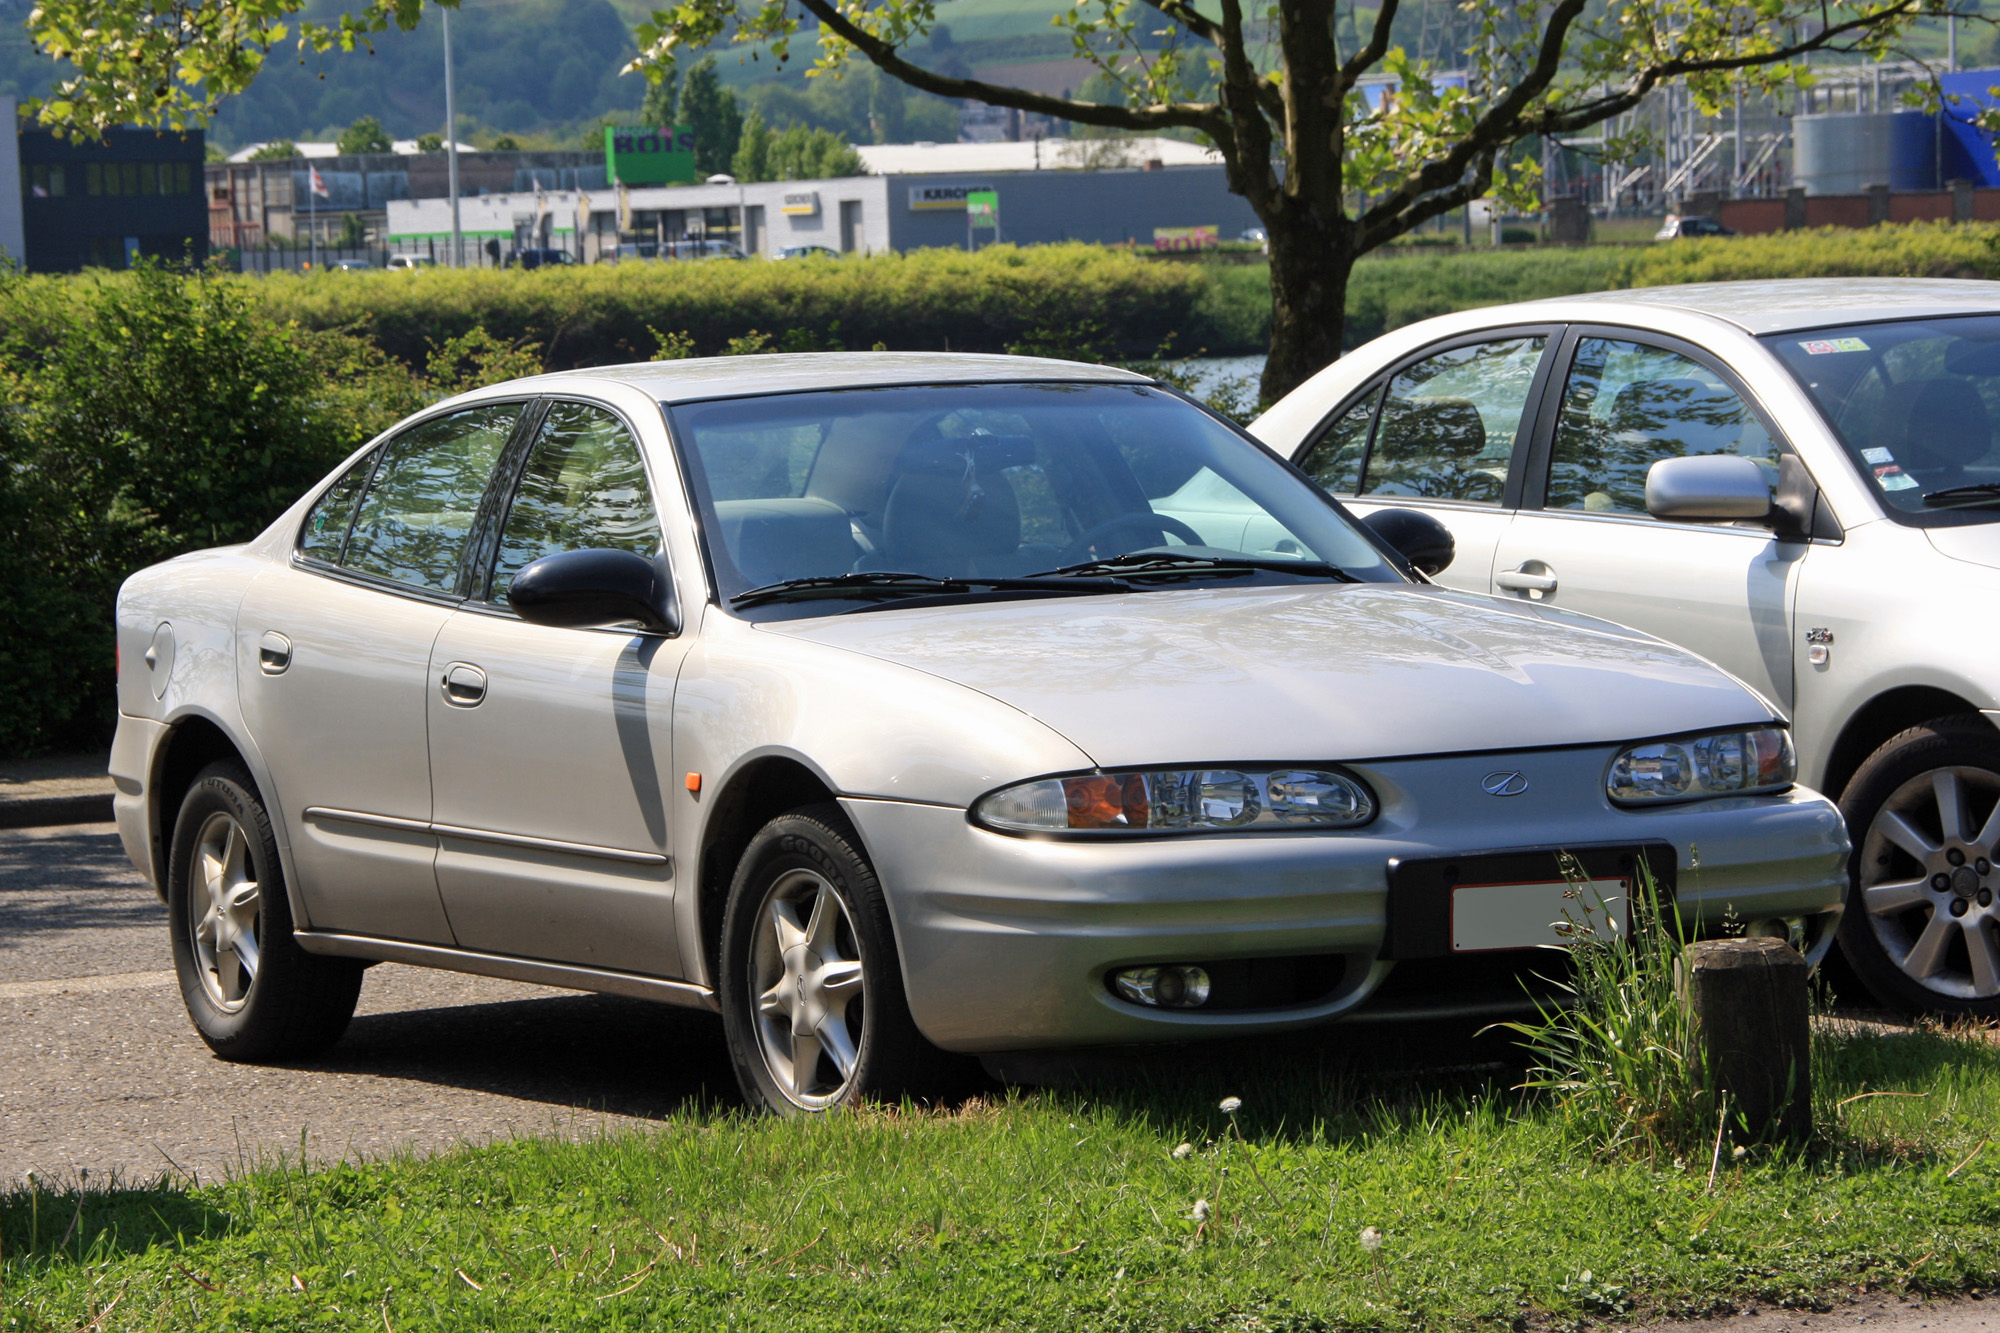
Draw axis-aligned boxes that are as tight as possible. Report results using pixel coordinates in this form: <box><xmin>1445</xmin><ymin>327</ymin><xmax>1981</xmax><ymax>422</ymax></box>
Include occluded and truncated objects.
<box><xmin>441</xmin><ymin>662</ymin><xmax>488</xmax><ymax>707</ymax></box>
<box><xmin>1495</xmin><ymin>567</ymin><xmax>1558</xmax><ymax>595</ymax></box>
<box><xmin>258</xmin><ymin>631</ymin><xmax>293</xmax><ymax>675</ymax></box>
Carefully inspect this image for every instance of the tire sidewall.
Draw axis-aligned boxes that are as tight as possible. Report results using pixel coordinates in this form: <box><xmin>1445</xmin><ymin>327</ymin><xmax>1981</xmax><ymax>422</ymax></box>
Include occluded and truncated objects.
<box><xmin>718</xmin><ymin>809</ymin><xmax>914</xmax><ymax>1114</ymax></box>
<box><xmin>1837</xmin><ymin>719</ymin><xmax>2000</xmax><ymax>1017</ymax></box>
<box><xmin>167</xmin><ymin>763</ymin><xmax>296</xmax><ymax>1054</ymax></box>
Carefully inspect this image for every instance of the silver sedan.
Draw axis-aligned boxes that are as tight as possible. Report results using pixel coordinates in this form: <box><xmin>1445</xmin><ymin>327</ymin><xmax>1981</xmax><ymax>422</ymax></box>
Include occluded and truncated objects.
<box><xmin>112</xmin><ymin>353</ymin><xmax>1846</xmax><ymax>1112</ymax></box>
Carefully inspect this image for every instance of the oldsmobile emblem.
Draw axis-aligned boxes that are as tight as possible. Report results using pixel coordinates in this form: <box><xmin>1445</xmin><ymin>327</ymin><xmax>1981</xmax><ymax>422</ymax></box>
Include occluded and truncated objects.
<box><xmin>1481</xmin><ymin>771</ymin><xmax>1529</xmax><ymax>797</ymax></box>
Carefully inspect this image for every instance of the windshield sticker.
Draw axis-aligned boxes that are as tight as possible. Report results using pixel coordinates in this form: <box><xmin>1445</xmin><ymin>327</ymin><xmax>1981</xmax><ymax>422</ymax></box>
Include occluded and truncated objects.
<box><xmin>1800</xmin><ymin>337</ymin><xmax>1871</xmax><ymax>355</ymax></box>
<box><xmin>1870</xmin><ymin>455</ymin><xmax>1920</xmax><ymax>491</ymax></box>
<box><xmin>1861</xmin><ymin>447</ymin><xmax>1896</xmax><ymax>465</ymax></box>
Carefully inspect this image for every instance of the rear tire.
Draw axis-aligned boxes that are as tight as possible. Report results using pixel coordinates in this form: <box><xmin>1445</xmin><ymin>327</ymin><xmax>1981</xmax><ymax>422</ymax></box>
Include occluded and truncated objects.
<box><xmin>167</xmin><ymin>761</ymin><xmax>364</xmax><ymax>1060</ymax></box>
<box><xmin>718</xmin><ymin>804</ymin><xmax>942</xmax><ymax>1113</ymax></box>
<box><xmin>1836</xmin><ymin>717</ymin><xmax>2000</xmax><ymax>1018</ymax></box>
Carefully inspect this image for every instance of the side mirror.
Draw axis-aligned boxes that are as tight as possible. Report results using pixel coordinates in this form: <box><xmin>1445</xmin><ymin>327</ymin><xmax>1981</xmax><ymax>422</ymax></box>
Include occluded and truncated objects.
<box><xmin>508</xmin><ymin>548</ymin><xmax>680</xmax><ymax>634</ymax></box>
<box><xmin>1361</xmin><ymin>507</ymin><xmax>1455</xmax><ymax>577</ymax></box>
<box><xmin>1645</xmin><ymin>454</ymin><xmax>1773</xmax><ymax>521</ymax></box>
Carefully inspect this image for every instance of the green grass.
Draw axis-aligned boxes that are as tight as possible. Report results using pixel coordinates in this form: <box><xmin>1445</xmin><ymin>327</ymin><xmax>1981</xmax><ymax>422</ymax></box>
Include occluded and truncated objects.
<box><xmin>6</xmin><ymin>1024</ymin><xmax>2000</xmax><ymax>1332</ymax></box>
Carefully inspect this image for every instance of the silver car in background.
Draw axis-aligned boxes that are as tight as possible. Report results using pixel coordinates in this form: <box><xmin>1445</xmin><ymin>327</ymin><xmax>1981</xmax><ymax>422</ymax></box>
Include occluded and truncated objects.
<box><xmin>112</xmin><ymin>353</ymin><xmax>1845</xmax><ymax>1113</ymax></box>
<box><xmin>1255</xmin><ymin>279</ymin><xmax>2000</xmax><ymax>1018</ymax></box>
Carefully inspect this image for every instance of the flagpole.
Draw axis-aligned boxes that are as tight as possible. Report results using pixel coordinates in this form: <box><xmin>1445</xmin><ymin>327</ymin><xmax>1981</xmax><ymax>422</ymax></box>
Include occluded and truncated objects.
<box><xmin>309</xmin><ymin>164</ymin><xmax>319</xmax><ymax>270</ymax></box>
<box><xmin>443</xmin><ymin>5</ymin><xmax>462</xmax><ymax>267</ymax></box>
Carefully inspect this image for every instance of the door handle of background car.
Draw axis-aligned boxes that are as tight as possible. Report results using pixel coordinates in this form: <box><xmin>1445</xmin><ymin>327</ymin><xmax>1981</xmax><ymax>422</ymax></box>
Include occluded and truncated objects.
<box><xmin>441</xmin><ymin>662</ymin><xmax>487</xmax><ymax>707</ymax></box>
<box><xmin>1495</xmin><ymin>568</ymin><xmax>1558</xmax><ymax>594</ymax></box>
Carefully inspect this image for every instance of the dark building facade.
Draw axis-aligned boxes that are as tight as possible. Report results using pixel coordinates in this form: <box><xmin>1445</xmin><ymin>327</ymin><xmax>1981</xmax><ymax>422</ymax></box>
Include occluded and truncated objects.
<box><xmin>20</xmin><ymin>127</ymin><xmax>207</xmax><ymax>271</ymax></box>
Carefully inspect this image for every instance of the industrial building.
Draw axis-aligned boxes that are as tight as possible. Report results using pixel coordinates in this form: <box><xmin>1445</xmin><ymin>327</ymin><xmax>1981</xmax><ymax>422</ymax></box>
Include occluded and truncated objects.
<box><xmin>385</xmin><ymin>140</ymin><xmax>1256</xmax><ymax>263</ymax></box>
<box><xmin>0</xmin><ymin>95</ymin><xmax>206</xmax><ymax>272</ymax></box>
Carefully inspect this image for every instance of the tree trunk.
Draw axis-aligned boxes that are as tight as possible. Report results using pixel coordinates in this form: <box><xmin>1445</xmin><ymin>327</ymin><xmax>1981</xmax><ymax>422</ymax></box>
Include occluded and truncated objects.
<box><xmin>1260</xmin><ymin>209</ymin><xmax>1354</xmax><ymax>405</ymax></box>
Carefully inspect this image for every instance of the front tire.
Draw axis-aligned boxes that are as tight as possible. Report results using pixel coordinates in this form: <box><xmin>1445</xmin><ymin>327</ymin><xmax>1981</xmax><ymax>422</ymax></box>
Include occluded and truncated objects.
<box><xmin>1837</xmin><ymin>717</ymin><xmax>2000</xmax><ymax>1018</ymax></box>
<box><xmin>167</xmin><ymin>761</ymin><xmax>364</xmax><ymax>1060</ymax></box>
<box><xmin>719</xmin><ymin>805</ymin><xmax>938</xmax><ymax>1113</ymax></box>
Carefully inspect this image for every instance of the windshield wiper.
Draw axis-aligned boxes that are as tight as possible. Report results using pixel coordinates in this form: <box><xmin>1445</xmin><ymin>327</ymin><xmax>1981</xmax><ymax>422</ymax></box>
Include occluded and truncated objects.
<box><xmin>1921</xmin><ymin>482</ymin><xmax>2000</xmax><ymax>509</ymax></box>
<box><xmin>730</xmin><ymin>569</ymin><xmax>1127</xmax><ymax>609</ymax></box>
<box><xmin>1027</xmin><ymin>552</ymin><xmax>1362</xmax><ymax>583</ymax></box>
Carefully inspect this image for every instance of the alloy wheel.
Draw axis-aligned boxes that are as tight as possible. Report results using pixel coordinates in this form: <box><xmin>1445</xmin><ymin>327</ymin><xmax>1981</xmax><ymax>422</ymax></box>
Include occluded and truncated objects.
<box><xmin>749</xmin><ymin>867</ymin><xmax>867</xmax><ymax>1109</ymax></box>
<box><xmin>1859</xmin><ymin>765</ymin><xmax>2000</xmax><ymax>1001</ymax></box>
<box><xmin>189</xmin><ymin>810</ymin><xmax>263</xmax><ymax>1011</ymax></box>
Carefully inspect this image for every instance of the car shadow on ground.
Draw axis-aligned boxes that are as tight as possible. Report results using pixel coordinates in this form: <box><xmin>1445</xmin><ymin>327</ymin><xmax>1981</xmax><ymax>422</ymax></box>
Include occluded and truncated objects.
<box><xmin>299</xmin><ymin>988</ymin><xmax>748</xmax><ymax>1117</ymax></box>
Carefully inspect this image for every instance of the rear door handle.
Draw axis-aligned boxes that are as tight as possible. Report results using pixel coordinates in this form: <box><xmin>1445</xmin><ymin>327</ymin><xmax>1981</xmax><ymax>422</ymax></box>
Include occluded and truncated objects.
<box><xmin>441</xmin><ymin>662</ymin><xmax>488</xmax><ymax>707</ymax></box>
<box><xmin>1495</xmin><ymin>568</ymin><xmax>1558</xmax><ymax>594</ymax></box>
<box><xmin>258</xmin><ymin>631</ymin><xmax>293</xmax><ymax>675</ymax></box>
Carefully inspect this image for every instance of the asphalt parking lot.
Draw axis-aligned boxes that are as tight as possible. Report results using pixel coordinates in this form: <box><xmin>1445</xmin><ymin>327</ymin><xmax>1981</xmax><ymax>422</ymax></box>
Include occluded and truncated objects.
<box><xmin>0</xmin><ymin>821</ymin><xmax>742</xmax><ymax>1187</ymax></box>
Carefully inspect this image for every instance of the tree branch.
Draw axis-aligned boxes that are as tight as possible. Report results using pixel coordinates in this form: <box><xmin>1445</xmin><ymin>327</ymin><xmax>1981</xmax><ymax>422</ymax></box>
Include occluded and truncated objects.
<box><xmin>1337</xmin><ymin>0</ymin><xmax>1400</xmax><ymax>95</ymax></box>
<box><xmin>1135</xmin><ymin>0</ymin><xmax>1224</xmax><ymax>50</ymax></box>
<box><xmin>793</xmin><ymin>0</ymin><xmax>1225</xmax><ymax>136</ymax></box>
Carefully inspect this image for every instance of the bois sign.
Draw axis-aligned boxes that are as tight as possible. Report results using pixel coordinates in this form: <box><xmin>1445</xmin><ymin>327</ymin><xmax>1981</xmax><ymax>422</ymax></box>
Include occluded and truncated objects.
<box><xmin>606</xmin><ymin>126</ymin><xmax>699</xmax><ymax>186</ymax></box>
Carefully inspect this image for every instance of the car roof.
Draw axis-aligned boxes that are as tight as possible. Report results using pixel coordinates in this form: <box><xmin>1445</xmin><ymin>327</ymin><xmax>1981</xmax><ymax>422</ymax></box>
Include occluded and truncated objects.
<box><xmin>485</xmin><ymin>351</ymin><xmax>1153</xmax><ymax>406</ymax></box>
<box><xmin>1519</xmin><ymin>278</ymin><xmax>2000</xmax><ymax>335</ymax></box>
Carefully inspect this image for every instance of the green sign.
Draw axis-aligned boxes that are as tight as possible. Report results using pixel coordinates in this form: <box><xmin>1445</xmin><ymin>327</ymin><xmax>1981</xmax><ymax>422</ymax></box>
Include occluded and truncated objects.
<box><xmin>966</xmin><ymin>189</ymin><xmax>999</xmax><ymax>229</ymax></box>
<box><xmin>605</xmin><ymin>125</ymin><xmax>699</xmax><ymax>186</ymax></box>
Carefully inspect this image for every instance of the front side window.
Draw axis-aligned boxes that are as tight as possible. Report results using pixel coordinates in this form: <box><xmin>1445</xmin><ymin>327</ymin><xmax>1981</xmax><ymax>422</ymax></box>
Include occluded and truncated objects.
<box><xmin>1352</xmin><ymin>337</ymin><xmax>1545</xmax><ymax>505</ymax></box>
<box><xmin>669</xmin><ymin>382</ymin><xmax>1398</xmax><ymax>612</ymax></box>
<box><xmin>1296</xmin><ymin>390</ymin><xmax>1377</xmax><ymax>494</ymax></box>
<box><xmin>489</xmin><ymin>401</ymin><xmax>660</xmax><ymax>601</ymax></box>
<box><xmin>341</xmin><ymin>404</ymin><xmax>522</xmax><ymax>593</ymax></box>
<box><xmin>1547</xmin><ymin>338</ymin><xmax>1778</xmax><ymax>515</ymax></box>
<box><xmin>1763</xmin><ymin>315</ymin><xmax>2000</xmax><ymax>526</ymax></box>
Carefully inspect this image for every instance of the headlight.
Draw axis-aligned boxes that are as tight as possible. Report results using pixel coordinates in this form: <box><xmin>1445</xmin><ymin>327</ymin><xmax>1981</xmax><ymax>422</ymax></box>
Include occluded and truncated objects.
<box><xmin>1607</xmin><ymin>726</ymin><xmax>1795</xmax><ymax>805</ymax></box>
<box><xmin>973</xmin><ymin>767</ymin><xmax>1376</xmax><ymax>834</ymax></box>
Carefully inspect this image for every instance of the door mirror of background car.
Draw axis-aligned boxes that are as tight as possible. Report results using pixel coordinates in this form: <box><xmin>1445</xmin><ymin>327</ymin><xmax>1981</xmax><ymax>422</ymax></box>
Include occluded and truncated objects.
<box><xmin>507</xmin><ymin>548</ymin><xmax>680</xmax><ymax>634</ymax></box>
<box><xmin>1644</xmin><ymin>454</ymin><xmax>1774</xmax><ymax>522</ymax></box>
<box><xmin>1361</xmin><ymin>508</ymin><xmax>1456</xmax><ymax>577</ymax></box>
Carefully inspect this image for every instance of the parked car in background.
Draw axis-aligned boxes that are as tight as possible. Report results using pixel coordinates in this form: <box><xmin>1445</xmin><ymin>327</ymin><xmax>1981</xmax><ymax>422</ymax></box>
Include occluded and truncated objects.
<box><xmin>507</xmin><ymin>247</ymin><xmax>576</xmax><ymax>269</ymax></box>
<box><xmin>773</xmin><ymin>245</ymin><xmax>841</xmax><ymax>261</ymax></box>
<box><xmin>326</xmin><ymin>258</ymin><xmax>373</xmax><ymax>271</ymax></box>
<box><xmin>1655</xmin><ymin>215</ymin><xmax>1736</xmax><ymax>240</ymax></box>
<box><xmin>615</xmin><ymin>239</ymin><xmax>747</xmax><ymax>263</ymax></box>
<box><xmin>385</xmin><ymin>255</ymin><xmax>436</xmax><ymax>270</ymax></box>
<box><xmin>1255</xmin><ymin>278</ymin><xmax>2000</xmax><ymax>1018</ymax></box>
<box><xmin>113</xmin><ymin>353</ymin><xmax>1845</xmax><ymax>1112</ymax></box>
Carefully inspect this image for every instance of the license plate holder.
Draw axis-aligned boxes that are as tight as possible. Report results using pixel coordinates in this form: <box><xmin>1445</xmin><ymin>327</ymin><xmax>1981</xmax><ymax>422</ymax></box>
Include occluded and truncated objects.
<box><xmin>1381</xmin><ymin>842</ymin><xmax>1676</xmax><ymax>961</ymax></box>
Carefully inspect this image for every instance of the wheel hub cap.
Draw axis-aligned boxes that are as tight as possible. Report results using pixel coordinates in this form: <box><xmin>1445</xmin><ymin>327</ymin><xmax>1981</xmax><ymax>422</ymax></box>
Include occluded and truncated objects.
<box><xmin>750</xmin><ymin>869</ymin><xmax>865</xmax><ymax>1108</ymax></box>
<box><xmin>1860</xmin><ymin>766</ymin><xmax>2000</xmax><ymax>1000</ymax></box>
<box><xmin>189</xmin><ymin>811</ymin><xmax>262</xmax><ymax>1012</ymax></box>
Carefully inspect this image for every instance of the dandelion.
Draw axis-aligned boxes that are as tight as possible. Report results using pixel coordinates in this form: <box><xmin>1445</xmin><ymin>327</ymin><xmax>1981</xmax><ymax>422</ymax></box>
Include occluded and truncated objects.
<box><xmin>1219</xmin><ymin>1096</ymin><xmax>1243</xmax><ymax>1114</ymax></box>
<box><xmin>1172</xmin><ymin>1142</ymin><xmax>1194</xmax><ymax>1160</ymax></box>
<box><xmin>1359</xmin><ymin>1226</ymin><xmax>1383</xmax><ymax>1251</ymax></box>
<box><xmin>1192</xmin><ymin>1199</ymin><xmax>1211</xmax><ymax>1222</ymax></box>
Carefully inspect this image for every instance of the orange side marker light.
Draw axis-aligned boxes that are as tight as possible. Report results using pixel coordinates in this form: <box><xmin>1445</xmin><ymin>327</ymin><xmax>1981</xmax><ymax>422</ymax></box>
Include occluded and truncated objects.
<box><xmin>685</xmin><ymin>772</ymin><xmax>702</xmax><ymax>795</ymax></box>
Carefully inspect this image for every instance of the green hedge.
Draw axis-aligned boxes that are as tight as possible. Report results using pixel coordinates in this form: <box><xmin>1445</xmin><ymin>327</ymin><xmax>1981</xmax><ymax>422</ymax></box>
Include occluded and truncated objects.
<box><xmin>245</xmin><ymin>243</ymin><xmax>1235</xmax><ymax>367</ymax></box>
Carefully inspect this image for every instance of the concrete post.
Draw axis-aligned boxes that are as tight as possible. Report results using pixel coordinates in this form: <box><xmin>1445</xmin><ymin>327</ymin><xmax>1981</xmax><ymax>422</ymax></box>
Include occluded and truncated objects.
<box><xmin>1683</xmin><ymin>937</ymin><xmax>1812</xmax><ymax>1144</ymax></box>
<box><xmin>1866</xmin><ymin>183</ymin><xmax>1891</xmax><ymax>226</ymax></box>
<box><xmin>1954</xmin><ymin>178</ymin><xmax>1975</xmax><ymax>223</ymax></box>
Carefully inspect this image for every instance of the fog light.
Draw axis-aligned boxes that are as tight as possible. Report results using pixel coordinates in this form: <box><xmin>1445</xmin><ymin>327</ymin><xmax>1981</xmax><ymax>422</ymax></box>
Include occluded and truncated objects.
<box><xmin>1112</xmin><ymin>965</ymin><xmax>1212</xmax><ymax>1009</ymax></box>
<box><xmin>1744</xmin><ymin>916</ymin><xmax>1808</xmax><ymax>951</ymax></box>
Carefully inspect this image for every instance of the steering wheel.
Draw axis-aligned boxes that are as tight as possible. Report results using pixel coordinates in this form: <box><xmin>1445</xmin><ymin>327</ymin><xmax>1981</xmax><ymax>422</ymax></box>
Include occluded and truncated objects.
<box><xmin>1060</xmin><ymin>512</ymin><xmax>1206</xmax><ymax>563</ymax></box>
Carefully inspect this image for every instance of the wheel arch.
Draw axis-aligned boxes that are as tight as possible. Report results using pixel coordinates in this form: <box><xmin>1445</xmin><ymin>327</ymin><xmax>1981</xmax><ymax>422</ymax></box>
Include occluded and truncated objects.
<box><xmin>1821</xmin><ymin>685</ymin><xmax>1995</xmax><ymax>801</ymax></box>
<box><xmin>694</xmin><ymin>754</ymin><xmax>847</xmax><ymax>986</ymax></box>
<box><xmin>150</xmin><ymin>713</ymin><xmax>261</xmax><ymax>901</ymax></box>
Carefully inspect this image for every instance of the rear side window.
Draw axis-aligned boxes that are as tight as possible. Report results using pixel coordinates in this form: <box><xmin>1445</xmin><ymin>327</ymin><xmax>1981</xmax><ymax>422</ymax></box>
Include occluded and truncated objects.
<box><xmin>489</xmin><ymin>401</ymin><xmax>661</xmax><ymax>601</ymax></box>
<box><xmin>298</xmin><ymin>452</ymin><xmax>376</xmax><ymax>564</ymax></box>
<box><xmin>1357</xmin><ymin>337</ymin><xmax>1544</xmax><ymax>505</ymax></box>
<box><xmin>341</xmin><ymin>404</ymin><xmax>523</xmax><ymax>594</ymax></box>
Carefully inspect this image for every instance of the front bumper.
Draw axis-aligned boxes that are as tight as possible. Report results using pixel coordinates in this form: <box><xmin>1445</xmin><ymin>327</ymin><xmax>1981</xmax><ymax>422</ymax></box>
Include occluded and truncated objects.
<box><xmin>843</xmin><ymin>746</ymin><xmax>1850</xmax><ymax>1053</ymax></box>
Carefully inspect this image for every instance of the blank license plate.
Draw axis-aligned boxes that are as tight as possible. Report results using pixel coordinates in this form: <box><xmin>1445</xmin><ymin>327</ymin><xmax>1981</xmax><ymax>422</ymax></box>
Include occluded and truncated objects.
<box><xmin>1450</xmin><ymin>877</ymin><xmax>1628</xmax><ymax>953</ymax></box>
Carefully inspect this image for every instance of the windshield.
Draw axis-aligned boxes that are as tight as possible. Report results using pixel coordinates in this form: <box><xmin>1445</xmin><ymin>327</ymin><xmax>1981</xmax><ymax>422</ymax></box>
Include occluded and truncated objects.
<box><xmin>1763</xmin><ymin>315</ymin><xmax>2000</xmax><ymax>526</ymax></box>
<box><xmin>667</xmin><ymin>382</ymin><xmax>1399</xmax><ymax>614</ymax></box>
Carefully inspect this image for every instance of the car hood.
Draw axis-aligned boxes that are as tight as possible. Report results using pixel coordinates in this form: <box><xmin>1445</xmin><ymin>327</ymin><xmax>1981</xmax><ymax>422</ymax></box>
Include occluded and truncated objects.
<box><xmin>1927</xmin><ymin>523</ymin><xmax>2000</xmax><ymax>571</ymax></box>
<box><xmin>758</xmin><ymin>583</ymin><xmax>1770</xmax><ymax>768</ymax></box>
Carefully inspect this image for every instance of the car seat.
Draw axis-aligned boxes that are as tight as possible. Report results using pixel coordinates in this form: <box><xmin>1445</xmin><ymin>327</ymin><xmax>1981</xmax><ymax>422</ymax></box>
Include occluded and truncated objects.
<box><xmin>1877</xmin><ymin>378</ymin><xmax>1993</xmax><ymax>481</ymax></box>
<box><xmin>1367</xmin><ymin>396</ymin><xmax>1499</xmax><ymax>502</ymax></box>
<box><xmin>856</xmin><ymin>434</ymin><xmax>1056</xmax><ymax>578</ymax></box>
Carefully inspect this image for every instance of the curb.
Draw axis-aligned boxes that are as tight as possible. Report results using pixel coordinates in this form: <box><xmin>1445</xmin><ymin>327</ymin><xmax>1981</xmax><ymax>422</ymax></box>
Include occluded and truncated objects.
<box><xmin>0</xmin><ymin>793</ymin><xmax>114</xmax><ymax>830</ymax></box>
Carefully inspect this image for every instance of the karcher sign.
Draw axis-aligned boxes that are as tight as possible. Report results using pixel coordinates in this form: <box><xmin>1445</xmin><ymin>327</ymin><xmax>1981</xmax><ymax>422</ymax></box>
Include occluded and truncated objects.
<box><xmin>780</xmin><ymin>191</ymin><xmax>820</xmax><ymax>216</ymax></box>
<box><xmin>907</xmin><ymin>184</ymin><xmax>994</xmax><ymax>212</ymax></box>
